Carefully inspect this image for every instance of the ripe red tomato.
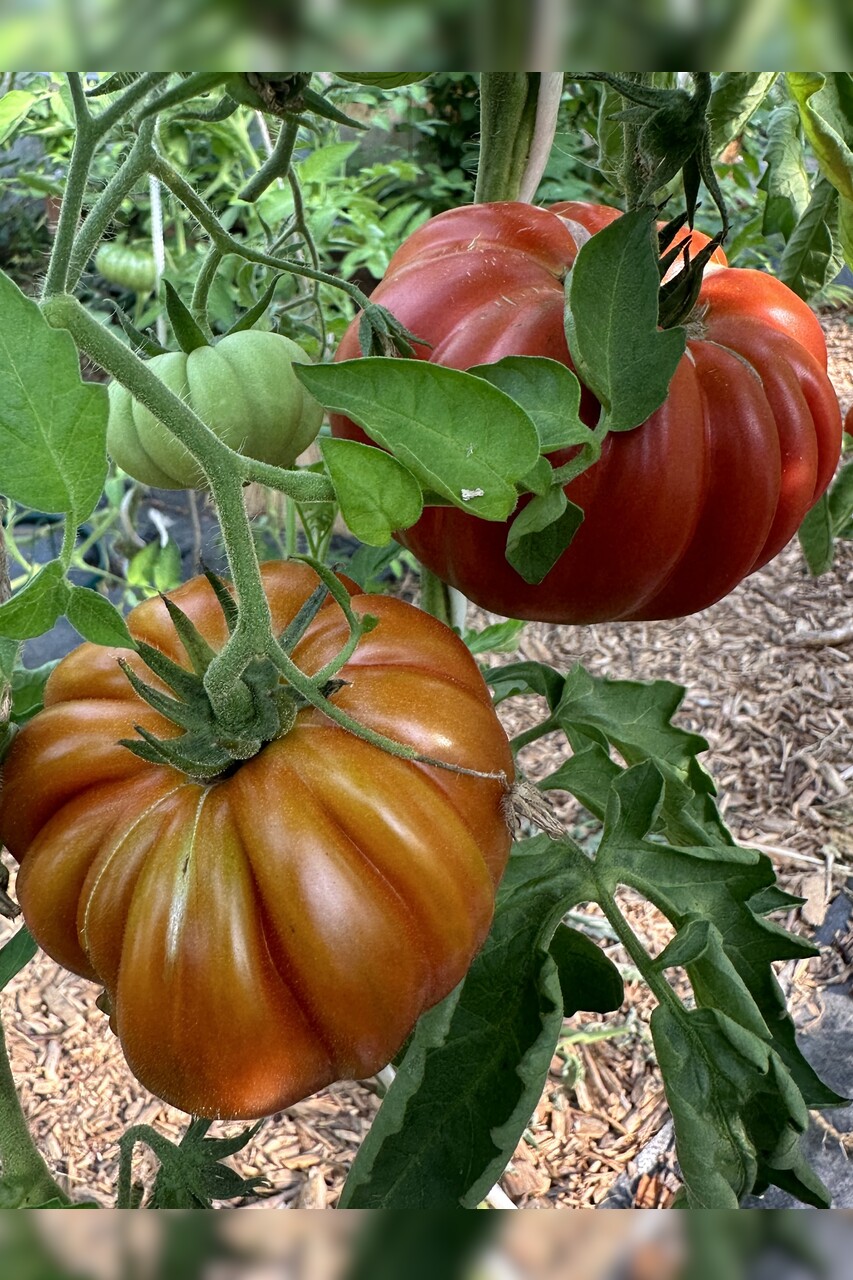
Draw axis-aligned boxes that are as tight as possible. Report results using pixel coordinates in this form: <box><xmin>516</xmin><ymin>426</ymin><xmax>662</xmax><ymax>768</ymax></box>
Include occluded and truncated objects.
<box><xmin>0</xmin><ymin>563</ymin><xmax>513</xmax><ymax>1119</ymax></box>
<box><xmin>331</xmin><ymin>201</ymin><xmax>842</xmax><ymax>622</ymax></box>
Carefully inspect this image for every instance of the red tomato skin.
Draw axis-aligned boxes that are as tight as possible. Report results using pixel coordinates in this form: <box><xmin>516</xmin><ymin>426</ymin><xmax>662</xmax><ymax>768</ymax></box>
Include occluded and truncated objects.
<box><xmin>0</xmin><ymin>563</ymin><xmax>513</xmax><ymax>1119</ymax></box>
<box><xmin>331</xmin><ymin>201</ymin><xmax>842</xmax><ymax>623</ymax></box>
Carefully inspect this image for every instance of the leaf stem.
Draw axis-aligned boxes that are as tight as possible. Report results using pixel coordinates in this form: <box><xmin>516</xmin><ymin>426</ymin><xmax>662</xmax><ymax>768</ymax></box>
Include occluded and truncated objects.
<box><xmin>597</xmin><ymin>888</ymin><xmax>682</xmax><ymax>1016</ymax></box>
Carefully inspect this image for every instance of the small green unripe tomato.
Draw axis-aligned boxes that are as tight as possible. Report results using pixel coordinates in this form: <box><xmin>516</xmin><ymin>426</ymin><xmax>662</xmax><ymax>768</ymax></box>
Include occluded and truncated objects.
<box><xmin>107</xmin><ymin>330</ymin><xmax>324</xmax><ymax>489</ymax></box>
<box><xmin>95</xmin><ymin>242</ymin><xmax>158</xmax><ymax>293</ymax></box>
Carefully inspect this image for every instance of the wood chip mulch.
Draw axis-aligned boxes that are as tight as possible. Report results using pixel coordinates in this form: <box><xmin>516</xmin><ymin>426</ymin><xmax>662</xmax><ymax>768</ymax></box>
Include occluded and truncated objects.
<box><xmin>2</xmin><ymin>312</ymin><xmax>853</xmax><ymax>1209</ymax></box>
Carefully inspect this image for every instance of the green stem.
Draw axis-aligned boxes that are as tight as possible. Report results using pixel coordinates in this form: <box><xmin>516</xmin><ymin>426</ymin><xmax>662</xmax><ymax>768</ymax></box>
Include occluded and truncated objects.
<box><xmin>598</xmin><ymin>889</ymin><xmax>683</xmax><ymax>1016</ymax></box>
<box><xmin>240</xmin><ymin>117</ymin><xmax>298</xmax><ymax>202</ymax></box>
<box><xmin>475</xmin><ymin>73</ymin><xmax>541</xmax><ymax>203</ymax></box>
<box><xmin>152</xmin><ymin>153</ymin><xmax>373</xmax><ymax>312</ymax></box>
<box><xmin>267</xmin><ymin>643</ymin><xmax>508</xmax><ymax>783</ymax></box>
<box><xmin>190</xmin><ymin>245</ymin><xmax>224</xmax><ymax>336</ymax></box>
<box><xmin>66</xmin><ymin>118</ymin><xmax>157</xmax><ymax>291</ymax></box>
<box><xmin>620</xmin><ymin>73</ymin><xmax>655</xmax><ymax>211</ymax></box>
<box><xmin>0</xmin><ymin>1018</ymin><xmax>70</xmax><ymax>1207</ymax></box>
<box><xmin>97</xmin><ymin>72</ymin><xmax>170</xmax><ymax>134</ymax></box>
<box><xmin>42</xmin><ymin>74</ymin><xmax>98</xmax><ymax>298</ymax></box>
<box><xmin>419</xmin><ymin>567</ymin><xmax>456</xmax><ymax>627</ymax></box>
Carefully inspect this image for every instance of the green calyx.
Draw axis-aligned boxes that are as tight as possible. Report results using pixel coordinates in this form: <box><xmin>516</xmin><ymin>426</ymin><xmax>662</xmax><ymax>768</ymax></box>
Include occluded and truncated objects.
<box><xmin>119</xmin><ymin>576</ymin><xmax>339</xmax><ymax>782</ymax></box>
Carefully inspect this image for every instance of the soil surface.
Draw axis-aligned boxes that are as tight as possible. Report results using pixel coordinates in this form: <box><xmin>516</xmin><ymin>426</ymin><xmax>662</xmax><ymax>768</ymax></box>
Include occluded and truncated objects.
<box><xmin>2</xmin><ymin>313</ymin><xmax>853</xmax><ymax>1209</ymax></box>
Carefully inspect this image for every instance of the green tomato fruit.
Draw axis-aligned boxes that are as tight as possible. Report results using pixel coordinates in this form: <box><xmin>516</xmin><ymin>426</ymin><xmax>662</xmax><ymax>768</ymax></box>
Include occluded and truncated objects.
<box><xmin>107</xmin><ymin>330</ymin><xmax>324</xmax><ymax>489</ymax></box>
<box><xmin>95</xmin><ymin>242</ymin><xmax>158</xmax><ymax>293</ymax></box>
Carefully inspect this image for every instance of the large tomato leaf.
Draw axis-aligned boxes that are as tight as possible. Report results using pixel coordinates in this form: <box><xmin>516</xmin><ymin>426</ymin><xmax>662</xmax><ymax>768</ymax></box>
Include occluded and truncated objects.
<box><xmin>0</xmin><ymin>270</ymin><xmax>108</xmax><ymax>521</ymax></box>
<box><xmin>467</xmin><ymin>356</ymin><xmax>589</xmax><ymax>454</ymax></box>
<box><xmin>504</xmin><ymin>486</ymin><xmax>584</xmax><ymax>584</ymax></box>
<box><xmin>708</xmin><ymin>73</ymin><xmax>778</xmax><ymax>158</ymax></box>
<box><xmin>339</xmin><ymin>836</ymin><xmax>596</xmax><ymax>1209</ymax></box>
<box><xmin>758</xmin><ymin>103</ymin><xmax>813</xmax><ymax>241</ymax></box>
<box><xmin>779</xmin><ymin>178</ymin><xmax>843</xmax><ymax>300</ymax></box>
<box><xmin>788</xmin><ymin>73</ymin><xmax>853</xmax><ymax>208</ymax></box>
<box><xmin>484</xmin><ymin>662</ymin><xmax>839</xmax><ymax>1207</ymax></box>
<box><xmin>296</xmin><ymin>360</ymin><xmax>540</xmax><ymax>521</ymax></box>
<box><xmin>564</xmin><ymin>207</ymin><xmax>686</xmax><ymax>432</ymax></box>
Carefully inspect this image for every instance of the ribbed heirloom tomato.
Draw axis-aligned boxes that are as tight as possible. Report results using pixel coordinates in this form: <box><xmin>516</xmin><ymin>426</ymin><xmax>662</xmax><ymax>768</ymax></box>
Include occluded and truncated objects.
<box><xmin>107</xmin><ymin>329</ymin><xmax>324</xmax><ymax>489</ymax></box>
<box><xmin>331</xmin><ymin>201</ymin><xmax>843</xmax><ymax>623</ymax></box>
<box><xmin>0</xmin><ymin>563</ymin><xmax>513</xmax><ymax>1119</ymax></box>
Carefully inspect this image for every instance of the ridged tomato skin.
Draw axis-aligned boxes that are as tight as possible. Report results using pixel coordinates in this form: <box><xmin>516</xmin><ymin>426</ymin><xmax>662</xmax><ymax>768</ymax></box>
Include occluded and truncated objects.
<box><xmin>0</xmin><ymin>562</ymin><xmax>513</xmax><ymax>1120</ymax></box>
<box><xmin>330</xmin><ymin>201</ymin><xmax>842</xmax><ymax>623</ymax></box>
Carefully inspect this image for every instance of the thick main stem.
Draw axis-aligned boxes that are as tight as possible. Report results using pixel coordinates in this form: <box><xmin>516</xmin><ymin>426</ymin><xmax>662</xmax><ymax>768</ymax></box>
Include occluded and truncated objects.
<box><xmin>475</xmin><ymin>74</ymin><xmax>541</xmax><ymax>204</ymax></box>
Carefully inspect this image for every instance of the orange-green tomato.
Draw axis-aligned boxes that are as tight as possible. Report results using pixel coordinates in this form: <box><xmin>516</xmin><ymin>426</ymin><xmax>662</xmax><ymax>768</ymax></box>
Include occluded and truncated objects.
<box><xmin>106</xmin><ymin>330</ymin><xmax>324</xmax><ymax>488</ymax></box>
<box><xmin>0</xmin><ymin>562</ymin><xmax>514</xmax><ymax>1120</ymax></box>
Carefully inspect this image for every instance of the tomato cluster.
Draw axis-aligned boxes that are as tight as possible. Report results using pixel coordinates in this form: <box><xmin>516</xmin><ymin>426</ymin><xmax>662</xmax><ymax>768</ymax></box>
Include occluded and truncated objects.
<box><xmin>331</xmin><ymin>201</ymin><xmax>842</xmax><ymax>623</ymax></box>
<box><xmin>0</xmin><ymin>563</ymin><xmax>513</xmax><ymax>1119</ymax></box>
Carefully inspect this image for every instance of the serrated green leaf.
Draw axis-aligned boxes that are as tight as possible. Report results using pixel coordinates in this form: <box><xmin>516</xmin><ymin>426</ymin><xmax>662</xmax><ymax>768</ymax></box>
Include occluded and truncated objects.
<box><xmin>468</xmin><ymin>356</ymin><xmax>589</xmax><ymax>453</ymax></box>
<box><xmin>708</xmin><ymin>73</ymin><xmax>778</xmax><ymax>157</ymax></box>
<box><xmin>0</xmin><ymin>561</ymin><xmax>70</xmax><ymax>640</ymax></box>
<box><xmin>798</xmin><ymin>492</ymin><xmax>834</xmax><ymax>575</ymax></box>
<box><xmin>564</xmin><ymin>207</ymin><xmax>686</xmax><ymax>431</ymax></box>
<box><xmin>758</xmin><ymin>103</ymin><xmax>812</xmax><ymax>240</ymax></box>
<box><xmin>0</xmin><ymin>271</ymin><xmax>108</xmax><ymax>518</ymax></box>
<box><xmin>0</xmin><ymin>926</ymin><xmax>37</xmax><ymax>990</ymax></box>
<box><xmin>505</xmin><ymin>486</ymin><xmax>584</xmax><ymax>584</ymax></box>
<box><xmin>340</xmin><ymin>837</ymin><xmax>595</xmax><ymax>1209</ymax></box>
<box><xmin>66</xmin><ymin>586</ymin><xmax>136</xmax><ymax>648</ymax></box>
<box><xmin>779</xmin><ymin>178</ymin><xmax>843</xmax><ymax>300</ymax></box>
<box><xmin>485</xmin><ymin>659</ymin><xmax>566</xmax><ymax>709</ymax></box>
<box><xmin>550</xmin><ymin>924</ymin><xmax>624</xmax><ymax>1017</ymax></box>
<box><xmin>297</xmin><ymin>360</ymin><xmax>540</xmax><ymax>520</ymax></box>
<box><xmin>788</xmin><ymin>72</ymin><xmax>853</xmax><ymax>204</ymax></box>
<box><xmin>321</xmin><ymin>437</ymin><xmax>423</xmax><ymax>546</ymax></box>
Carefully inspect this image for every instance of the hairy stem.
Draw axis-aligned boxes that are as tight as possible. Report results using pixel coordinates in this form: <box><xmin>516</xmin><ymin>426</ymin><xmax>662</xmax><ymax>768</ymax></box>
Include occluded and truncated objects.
<box><xmin>42</xmin><ymin>74</ymin><xmax>97</xmax><ymax>298</ymax></box>
<box><xmin>475</xmin><ymin>74</ymin><xmax>542</xmax><ymax>204</ymax></box>
<box><xmin>66</xmin><ymin>119</ymin><xmax>157</xmax><ymax>292</ymax></box>
<box><xmin>598</xmin><ymin>889</ymin><xmax>683</xmax><ymax>1016</ymax></box>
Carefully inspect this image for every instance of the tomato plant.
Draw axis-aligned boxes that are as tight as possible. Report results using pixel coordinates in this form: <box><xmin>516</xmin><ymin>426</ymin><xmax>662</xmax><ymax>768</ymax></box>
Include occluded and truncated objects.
<box><xmin>331</xmin><ymin>199</ymin><xmax>842</xmax><ymax>623</ymax></box>
<box><xmin>1</xmin><ymin>70</ymin><xmax>853</xmax><ymax>1215</ymax></box>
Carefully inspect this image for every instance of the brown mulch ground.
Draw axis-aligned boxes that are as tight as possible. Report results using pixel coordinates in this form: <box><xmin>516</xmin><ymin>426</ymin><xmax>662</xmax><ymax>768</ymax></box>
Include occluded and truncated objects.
<box><xmin>2</xmin><ymin>313</ymin><xmax>853</xmax><ymax>1210</ymax></box>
